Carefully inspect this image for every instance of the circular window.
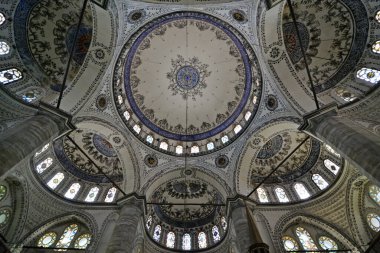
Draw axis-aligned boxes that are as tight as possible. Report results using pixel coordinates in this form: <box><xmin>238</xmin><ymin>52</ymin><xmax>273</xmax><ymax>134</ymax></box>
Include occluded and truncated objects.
<box><xmin>37</xmin><ymin>232</ymin><xmax>57</xmax><ymax>248</ymax></box>
<box><xmin>0</xmin><ymin>185</ymin><xmax>7</xmax><ymax>201</ymax></box>
<box><xmin>0</xmin><ymin>209</ymin><xmax>10</xmax><ymax>227</ymax></box>
<box><xmin>367</xmin><ymin>213</ymin><xmax>380</xmax><ymax>232</ymax></box>
<box><xmin>0</xmin><ymin>13</ymin><xmax>5</xmax><ymax>26</ymax></box>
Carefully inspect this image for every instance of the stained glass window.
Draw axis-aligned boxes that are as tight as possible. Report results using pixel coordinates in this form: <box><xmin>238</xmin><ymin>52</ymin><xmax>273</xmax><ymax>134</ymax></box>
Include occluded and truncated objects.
<box><xmin>372</xmin><ymin>41</ymin><xmax>380</xmax><ymax>54</ymax></box>
<box><xmin>56</xmin><ymin>224</ymin><xmax>78</xmax><ymax>249</ymax></box>
<box><xmin>166</xmin><ymin>232</ymin><xmax>175</xmax><ymax>248</ymax></box>
<box><xmin>153</xmin><ymin>225</ymin><xmax>161</xmax><ymax>241</ymax></box>
<box><xmin>212</xmin><ymin>226</ymin><xmax>221</xmax><ymax>242</ymax></box>
<box><xmin>0</xmin><ymin>68</ymin><xmax>22</xmax><ymax>85</ymax></box>
<box><xmin>176</xmin><ymin>145</ymin><xmax>183</xmax><ymax>154</ymax></box>
<box><xmin>146</xmin><ymin>216</ymin><xmax>152</xmax><ymax>230</ymax></box>
<box><xmin>295</xmin><ymin>227</ymin><xmax>318</xmax><ymax>251</ymax></box>
<box><xmin>335</xmin><ymin>87</ymin><xmax>356</xmax><ymax>102</ymax></box>
<box><xmin>198</xmin><ymin>232</ymin><xmax>207</xmax><ymax>249</ymax></box>
<box><xmin>376</xmin><ymin>11</ymin><xmax>380</xmax><ymax>23</ymax></box>
<box><xmin>182</xmin><ymin>233</ymin><xmax>191</xmax><ymax>250</ymax></box>
<box><xmin>324</xmin><ymin>159</ymin><xmax>340</xmax><ymax>175</ymax></box>
<box><xmin>191</xmin><ymin>145</ymin><xmax>199</xmax><ymax>154</ymax></box>
<box><xmin>367</xmin><ymin>213</ymin><xmax>380</xmax><ymax>232</ymax></box>
<box><xmin>146</xmin><ymin>135</ymin><xmax>153</xmax><ymax>144</ymax></box>
<box><xmin>0</xmin><ymin>13</ymin><xmax>5</xmax><ymax>26</ymax></box>
<box><xmin>275</xmin><ymin>187</ymin><xmax>290</xmax><ymax>202</ymax></box>
<box><xmin>221</xmin><ymin>135</ymin><xmax>229</xmax><ymax>144</ymax></box>
<box><xmin>221</xmin><ymin>217</ymin><xmax>227</xmax><ymax>231</ymax></box>
<box><xmin>207</xmin><ymin>142</ymin><xmax>215</xmax><ymax>150</ymax></box>
<box><xmin>294</xmin><ymin>183</ymin><xmax>310</xmax><ymax>200</ymax></box>
<box><xmin>47</xmin><ymin>173</ymin><xmax>65</xmax><ymax>190</ymax></box>
<box><xmin>369</xmin><ymin>185</ymin><xmax>380</xmax><ymax>206</ymax></box>
<box><xmin>105</xmin><ymin>187</ymin><xmax>117</xmax><ymax>202</ymax></box>
<box><xmin>0</xmin><ymin>209</ymin><xmax>10</xmax><ymax>227</ymax></box>
<box><xmin>35</xmin><ymin>144</ymin><xmax>49</xmax><ymax>157</ymax></box>
<box><xmin>282</xmin><ymin>236</ymin><xmax>299</xmax><ymax>252</ymax></box>
<box><xmin>325</xmin><ymin>144</ymin><xmax>340</xmax><ymax>157</ymax></box>
<box><xmin>160</xmin><ymin>141</ymin><xmax>168</xmax><ymax>150</ymax></box>
<box><xmin>0</xmin><ymin>41</ymin><xmax>10</xmax><ymax>55</ymax></box>
<box><xmin>64</xmin><ymin>183</ymin><xmax>81</xmax><ymax>199</ymax></box>
<box><xmin>0</xmin><ymin>185</ymin><xmax>7</xmax><ymax>201</ymax></box>
<box><xmin>36</xmin><ymin>157</ymin><xmax>53</xmax><ymax>173</ymax></box>
<box><xmin>356</xmin><ymin>68</ymin><xmax>380</xmax><ymax>84</ymax></box>
<box><xmin>319</xmin><ymin>236</ymin><xmax>338</xmax><ymax>250</ymax></box>
<box><xmin>85</xmin><ymin>187</ymin><xmax>99</xmax><ymax>202</ymax></box>
<box><xmin>74</xmin><ymin>234</ymin><xmax>91</xmax><ymax>249</ymax></box>
<box><xmin>257</xmin><ymin>187</ymin><xmax>269</xmax><ymax>203</ymax></box>
<box><xmin>234</xmin><ymin>125</ymin><xmax>242</xmax><ymax>134</ymax></box>
<box><xmin>37</xmin><ymin>232</ymin><xmax>57</xmax><ymax>248</ymax></box>
<box><xmin>312</xmin><ymin>174</ymin><xmax>329</xmax><ymax>190</ymax></box>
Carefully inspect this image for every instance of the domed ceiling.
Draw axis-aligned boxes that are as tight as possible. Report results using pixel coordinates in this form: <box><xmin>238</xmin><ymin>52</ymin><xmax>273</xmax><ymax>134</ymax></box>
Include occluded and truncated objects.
<box><xmin>114</xmin><ymin>12</ymin><xmax>262</xmax><ymax>156</ymax></box>
<box><xmin>14</xmin><ymin>0</ymin><xmax>93</xmax><ymax>94</ymax></box>
<box><xmin>149</xmin><ymin>178</ymin><xmax>223</xmax><ymax>228</ymax></box>
<box><xmin>53</xmin><ymin>130</ymin><xmax>123</xmax><ymax>183</ymax></box>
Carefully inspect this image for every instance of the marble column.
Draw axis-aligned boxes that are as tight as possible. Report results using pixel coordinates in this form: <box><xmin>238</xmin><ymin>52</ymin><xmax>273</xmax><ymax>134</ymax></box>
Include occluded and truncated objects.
<box><xmin>0</xmin><ymin>103</ymin><xmax>72</xmax><ymax>176</ymax></box>
<box><xmin>230</xmin><ymin>199</ymin><xmax>270</xmax><ymax>253</ymax></box>
<box><xmin>300</xmin><ymin>104</ymin><xmax>380</xmax><ymax>185</ymax></box>
<box><xmin>106</xmin><ymin>196</ymin><xmax>145</xmax><ymax>253</ymax></box>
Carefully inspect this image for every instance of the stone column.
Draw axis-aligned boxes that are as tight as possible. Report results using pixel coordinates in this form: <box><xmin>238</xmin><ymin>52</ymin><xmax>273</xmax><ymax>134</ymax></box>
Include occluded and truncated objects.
<box><xmin>0</xmin><ymin>103</ymin><xmax>72</xmax><ymax>176</ymax></box>
<box><xmin>106</xmin><ymin>196</ymin><xmax>145</xmax><ymax>253</ymax></box>
<box><xmin>300</xmin><ymin>104</ymin><xmax>380</xmax><ymax>185</ymax></box>
<box><xmin>230</xmin><ymin>199</ymin><xmax>270</xmax><ymax>253</ymax></box>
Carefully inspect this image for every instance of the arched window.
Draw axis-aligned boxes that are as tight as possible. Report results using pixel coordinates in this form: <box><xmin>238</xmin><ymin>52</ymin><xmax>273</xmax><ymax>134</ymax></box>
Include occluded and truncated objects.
<box><xmin>47</xmin><ymin>173</ymin><xmax>65</xmax><ymax>190</ymax></box>
<box><xmin>207</xmin><ymin>142</ymin><xmax>215</xmax><ymax>150</ymax></box>
<box><xmin>123</xmin><ymin>111</ymin><xmax>130</xmax><ymax>120</ymax></box>
<box><xmin>0</xmin><ymin>185</ymin><xmax>7</xmax><ymax>201</ymax></box>
<box><xmin>367</xmin><ymin>213</ymin><xmax>380</xmax><ymax>232</ymax></box>
<box><xmin>0</xmin><ymin>209</ymin><xmax>11</xmax><ymax>228</ymax></box>
<box><xmin>221</xmin><ymin>217</ymin><xmax>227</xmax><ymax>231</ymax></box>
<box><xmin>176</xmin><ymin>145</ymin><xmax>183</xmax><ymax>154</ymax></box>
<box><xmin>35</xmin><ymin>143</ymin><xmax>49</xmax><ymax>157</ymax></box>
<box><xmin>0</xmin><ymin>41</ymin><xmax>10</xmax><ymax>55</ymax></box>
<box><xmin>312</xmin><ymin>174</ymin><xmax>329</xmax><ymax>190</ymax></box>
<box><xmin>319</xmin><ymin>236</ymin><xmax>338</xmax><ymax>250</ymax></box>
<box><xmin>324</xmin><ymin>159</ymin><xmax>340</xmax><ymax>175</ymax></box>
<box><xmin>245</xmin><ymin>111</ymin><xmax>252</xmax><ymax>121</ymax></box>
<box><xmin>376</xmin><ymin>10</ymin><xmax>380</xmax><ymax>23</ymax></box>
<box><xmin>0</xmin><ymin>13</ymin><xmax>5</xmax><ymax>26</ymax></box>
<box><xmin>56</xmin><ymin>224</ymin><xmax>79</xmax><ymax>249</ymax></box>
<box><xmin>146</xmin><ymin>135</ymin><xmax>153</xmax><ymax>144</ymax></box>
<box><xmin>105</xmin><ymin>187</ymin><xmax>117</xmax><ymax>202</ymax></box>
<box><xmin>182</xmin><ymin>233</ymin><xmax>191</xmax><ymax>250</ymax></box>
<box><xmin>221</xmin><ymin>135</ymin><xmax>229</xmax><ymax>144</ymax></box>
<box><xmin>275</xmin><ymin>187</ymin><xmax>290</xmax><ymax>202</ymax></box>
<box><xmin>36</xmin><ymin>157</ymin><xmax>53</xmax><ymax>174</ymax></box>
<box><xmin>85</xmin><ymin>187</ymin><xmax>99</xmax><ymax>202</ymax></box>
<box><xmin>356</xmin><ymin>68</ymin><xmax>380</xmax><ymax>84</ymax></box>
<box><xmin>325</xmin><ymin>144</ymin><xmax>340</xmax><ymax>157</ymax></box>
<box><xmin>257</xmin><ymin>187</ymin><xmax>269</xmax><ymax>203</ymax></box>
<box><xmin>37</xmin><ymin>232</ymin><xmax>57</xmax><ymax>248</ymax></box>
<box><xmin>295</xmin><ymin>227</ymin><xmax>318</xmax><ymax>251</ymax></box>
<box><xmin>294</xmin><ymin>183</ymin><xmax>310</xmax><ymax>200</ymax></box>
<box><xmin>74</xmin><ymin>234</ymin><xmax>91</xmax><ymax>249</ymax></box>
<box><xmin>282</xmin><ymin>236</ymin><xmax>299</xmax><ymax>251</ymax></box>
<box><xmin>372</xmin><ymin>41</ymin><xmax>380</xmax><ymax>54</ymax></box>
<box><xmin>369</xmin><ymin>185</ymin><xmax>380</xmax><ymax>206</ymax></box>
<box><xmin>0</xmin><ymin>68</ymin><xmax>22</xmax><ymax>85</ymax></box>
<box><xmin>160</xmin><ymin>141</ymin><xmax>168</xmax><ymax>150</ymax></box>
<box><xmin>64</xmin><ymin>183</ymin><xmax>81</xmax><ymax>199</ymax></box>
<box><xmin>153</xmin><ymin>225</ymin><xmax>161</xmax><ymax>241</ymax></box>
<box><xmin>198</xmin><ymin>232</ymin><xmax>207</xmax><ymax>249</ymax></box>
<box><xmin>146</xmin><ymin>215</ymin><xmax>152</xmax><ymax>230</ymax></box>
<box><xmin>133</xmin><ymin>124</ymin><xmax>141</xmax><ymax>134</ymax></box>
<box><xmin>212</xmin><ymin>226</ymin><xmax>221</xmax><ymax>242</ymax></box>
<box><xmin>234</xmin><ymin>124</ymin><xmax>242</xmax><ymax>134</ymax></box>
<box><xmin>191</xmin><ymin>145</ymin><xmax>199</xmax><ymax>154</ymax></box>
<box><xmin>166</xmin><ymin>232</ymin><xmax>175</xmax><ymax>248</ymax></box>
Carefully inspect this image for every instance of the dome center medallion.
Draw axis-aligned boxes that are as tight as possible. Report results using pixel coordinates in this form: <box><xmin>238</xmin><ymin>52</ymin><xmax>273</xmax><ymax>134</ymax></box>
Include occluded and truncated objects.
<box><xmin>176</xmin><ymin>65</ymin><xmax>200</xmax><ymax>90</ymax></box>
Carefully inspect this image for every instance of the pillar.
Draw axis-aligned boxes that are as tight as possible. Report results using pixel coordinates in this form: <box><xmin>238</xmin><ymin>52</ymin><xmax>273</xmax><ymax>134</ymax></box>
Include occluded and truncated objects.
<box><xmin>106</xmin><ymin>196</ymin><xmax>145</xmax><ymax>253</ymax></box>
<box><xmin>300</xmin><ymin>104</ymin><xmax>380</xmax><ymax>185</ymax></box>
<box><xmin>0</xmin><ymin>103</ymin><xmax>72</xmax><ymax>176</ymax></box>
<box><xmin>230</xmin><ymin>199</ymin><xmax>270</xmax><ymax>253</ymax></box>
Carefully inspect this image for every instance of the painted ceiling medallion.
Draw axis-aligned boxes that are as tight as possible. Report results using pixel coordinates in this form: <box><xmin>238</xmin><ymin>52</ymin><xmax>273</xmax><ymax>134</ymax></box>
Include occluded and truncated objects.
<box><xmin>114</xmin><ymin>12</ymin><xmax>262</xmax><ymax>155</ymax></box>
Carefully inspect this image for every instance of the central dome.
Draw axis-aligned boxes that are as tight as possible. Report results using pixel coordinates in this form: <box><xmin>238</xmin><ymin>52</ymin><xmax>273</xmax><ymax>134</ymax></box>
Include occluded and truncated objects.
<box><xmin>114</xmin><ymin>12</ymin><xmax>262</xmax><ymax>155</ymax></box>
